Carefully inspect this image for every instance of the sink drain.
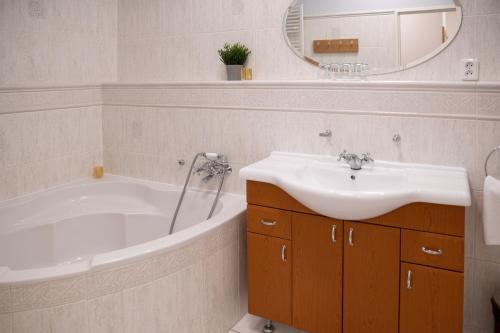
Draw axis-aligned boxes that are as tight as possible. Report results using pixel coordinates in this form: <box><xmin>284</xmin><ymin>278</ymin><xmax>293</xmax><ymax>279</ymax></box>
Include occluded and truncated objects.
<box><xmin>351</xmin><ymin>175</ymin><xmax>356</xmax><ymax>180</ymax></box>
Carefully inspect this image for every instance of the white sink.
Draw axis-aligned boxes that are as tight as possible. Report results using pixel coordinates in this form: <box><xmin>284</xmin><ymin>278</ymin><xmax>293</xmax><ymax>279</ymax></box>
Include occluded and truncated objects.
<box><xmin>239</xmin><ymin>152</ymin><xmax>471</xmax><ymax>220</ymax></box>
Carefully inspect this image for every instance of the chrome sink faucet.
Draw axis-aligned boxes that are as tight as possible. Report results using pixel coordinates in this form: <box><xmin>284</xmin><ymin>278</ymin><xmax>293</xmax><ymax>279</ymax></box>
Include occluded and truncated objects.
<box><xmin>338</xmin><ymin>150</ymin><xmax>374</xmax><ymax>170</ymax></box>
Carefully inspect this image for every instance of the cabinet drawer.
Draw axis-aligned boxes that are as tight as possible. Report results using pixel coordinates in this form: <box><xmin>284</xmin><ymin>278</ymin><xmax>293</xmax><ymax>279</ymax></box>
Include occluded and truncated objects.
<box><xmin>247</xmin><ymin>205</ymin><xmax>292</xmax><ymax>239</ymax></box>
<box><xmin>401</xmin><ymin>230</ymin><xmax>464</xmax><ymax>272</ymax></box>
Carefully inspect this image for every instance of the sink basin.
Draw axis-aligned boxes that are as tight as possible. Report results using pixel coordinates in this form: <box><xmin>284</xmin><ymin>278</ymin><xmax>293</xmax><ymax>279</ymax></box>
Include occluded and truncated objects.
<box><xmin>239</xmin><ymin>152</ymin><xmax>471</xmax><ymax>220</ymax></box>
<box><xmin>295</xmin><ymin>165</ymin><xmax>408</xmax><ymax>193</ymax></box>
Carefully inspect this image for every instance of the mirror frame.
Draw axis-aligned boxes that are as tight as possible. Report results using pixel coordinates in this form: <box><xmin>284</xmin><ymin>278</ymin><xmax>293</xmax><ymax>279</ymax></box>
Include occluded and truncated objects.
<box><xmin>282</xmin><ymin>0</ymin><xmax>463</xmax><ymax>76</ymax></box>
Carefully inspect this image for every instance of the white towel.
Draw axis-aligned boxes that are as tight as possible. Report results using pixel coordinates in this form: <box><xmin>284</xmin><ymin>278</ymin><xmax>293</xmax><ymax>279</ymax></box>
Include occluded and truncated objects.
<box><xmin>484</xmin><ymin>176</ymin><xmax>500</xmax><ymax>245</ymax></box>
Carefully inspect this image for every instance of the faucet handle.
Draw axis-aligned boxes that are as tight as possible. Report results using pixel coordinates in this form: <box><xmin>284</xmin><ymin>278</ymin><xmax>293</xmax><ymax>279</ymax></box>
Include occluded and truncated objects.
<box><xmin>338</xmin><ymin>150</ymin><xmax>348</xmax><ymax>161</ymax></box>
<box><xmin>361</xmin><ymin>153</ymin><xmax>374</xmax><ymax>162</ymax></box>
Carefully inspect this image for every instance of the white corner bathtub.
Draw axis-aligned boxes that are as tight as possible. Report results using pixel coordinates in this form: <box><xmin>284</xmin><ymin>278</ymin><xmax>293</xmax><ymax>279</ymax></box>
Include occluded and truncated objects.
<box><xmin>0</xmin><ymin>175</ymin><xmax>247</xmax><ymax>332</ymax></box>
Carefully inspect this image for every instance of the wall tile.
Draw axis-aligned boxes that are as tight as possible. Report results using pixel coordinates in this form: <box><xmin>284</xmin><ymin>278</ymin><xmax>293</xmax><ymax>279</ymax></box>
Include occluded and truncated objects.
<box><xmin>0</xmin><ymin>313</ymin><xmax>12</xmax><ymax>333</ymax></box>
<box><xmin>152</xmin><ymin>262</ymin><xmax>206</xmax><ymax>333</ymax></box>
<box><xmin>0</xmin><ymin>105</ymin><xmax>103</xmax><ymax>201</ymax></box>
<box><xmin>464</xmin><ymin>258</ymin><xmax>475</xmax><ymax>326</ymax></box>
<box><xmin>203</xmin><ymin>242</ymin><xmax>240</xmax><ymax>333</ymax></box>
<box><xmin>0</xmin><ymin>314</ymin><xmax>12</xmax><ymax>333</ymax></box>
<box><xmin>472</xmin><ymin>260</ymin><xmax>500</xmax><ymax>330</ymax></box>
<box><xmin>86</xmin><ymin>292</ymin><xmax>124</xmax><ymax>333</ymax></box>
<box><xmin>44</xmin><ymin>301</ymin><xmax>87</xmax><ymax>333</ymax></box>
<box><xmin>477</xmin><ymin>90</ymin><xmax>500</xmax><ymax>117</ymax></box>
<box><xmin>11</xmin><ymin>275</ymin><xmax>87</xmax><ymax>312</ymax></box>
<box><xmin>86</xmin><ymin>259</ymin><xmax>153</xmax><ymax>299</ymax></box>
<box><xmin>12</xmin><ymin>309</ymin><xmax>43</xmax><ymax>333</ymax></box>
<box><xmin>0</xmin><ymin>286</ymin><xmax>12</xmax><ymax>314</ymax></box>
<box><xmin>152</xmin><ymin>240</ymin><xmax>205</xmax><ymax>279</ymax></box>
<box><xmin>474</xmin><ymin>0</ymin><xmax>500</xmax><ymax>15</ymax></box>
<box><xmin>476</xmin><ymin>14</ymin><xmax>500</xmax><ymax>81</ymax></box>
<box><xmin>0</xmin><ymin>0</ymin><xmax>117</xmax><ymax>87</ymax></box>
<box><xmin>122</xmin><ymin>283</ymin><xmax>155</xmax><ymax>333</ymax></box>
<box><xmin>191</xmin><ymin>0</ymin><xmax>222</xmax><ymax>33</ymax></box>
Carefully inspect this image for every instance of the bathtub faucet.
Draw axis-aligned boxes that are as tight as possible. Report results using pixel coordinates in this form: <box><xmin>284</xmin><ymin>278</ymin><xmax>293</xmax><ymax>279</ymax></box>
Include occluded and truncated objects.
<box><xmin>169</xmin><ymin>152</ymin><xmax>232</xmax><ymax>235</ymax></box>
<box><xmin>194</xmin><ymin>153</ymin><xmax>232</xmax><ymax>181</ymax></box>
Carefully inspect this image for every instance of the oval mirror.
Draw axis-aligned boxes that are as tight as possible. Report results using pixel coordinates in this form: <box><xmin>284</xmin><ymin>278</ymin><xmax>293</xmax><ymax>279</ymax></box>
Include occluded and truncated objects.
<box><xmin>284</xmin><ymin>0</ymin><xmax>462</xmax><ymax>76</ymax></box>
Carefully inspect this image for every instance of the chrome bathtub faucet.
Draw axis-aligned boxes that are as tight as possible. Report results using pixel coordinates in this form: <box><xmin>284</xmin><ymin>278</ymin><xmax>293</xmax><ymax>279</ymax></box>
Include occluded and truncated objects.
<box><xmin>338</xmin><ymin>150</ymin><xmax>374</xmax><ymax>170</ymax></box>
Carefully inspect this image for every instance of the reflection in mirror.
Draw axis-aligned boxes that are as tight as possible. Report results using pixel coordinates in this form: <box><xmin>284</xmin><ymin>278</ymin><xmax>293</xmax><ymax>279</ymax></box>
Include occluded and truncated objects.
<box><xmin>284</xmin><ymin>0</ymin><xmax>462</xmax><ymax>76</ymax></box>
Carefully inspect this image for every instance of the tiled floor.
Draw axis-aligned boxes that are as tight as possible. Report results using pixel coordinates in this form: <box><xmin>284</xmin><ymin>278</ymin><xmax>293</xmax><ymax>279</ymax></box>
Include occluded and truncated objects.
<box><xmin>229</xmin><ymin>314</ymin><xmax>306</xmax><ymax>333</ymax></box>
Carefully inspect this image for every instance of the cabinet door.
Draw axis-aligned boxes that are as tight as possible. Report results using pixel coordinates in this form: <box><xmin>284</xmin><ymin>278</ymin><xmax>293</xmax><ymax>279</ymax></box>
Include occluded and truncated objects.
<box><xmin>400</xmin><ymin>263</ymin><xmax>464</xmax><ymax>333</ymax></box>
<box><xmin>292</xmin><ymin>213</ymin><xmax>343</xmax><ymax>333</ymax></box>
<box><xmin>247</xmin><ymin>232</ymin><xmax>292</xmax><ymax>325</ymax></box>
<box><xmin>343</xmin><ymin>221</ymin><xmax>400</xmax><ymax>333</ymax></box>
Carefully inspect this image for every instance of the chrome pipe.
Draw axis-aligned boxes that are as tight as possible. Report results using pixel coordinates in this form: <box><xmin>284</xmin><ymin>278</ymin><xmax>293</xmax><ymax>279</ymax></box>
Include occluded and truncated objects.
<box><xmin>169</xmin><ymin>153</ymin><xmax>205</xmax><ymax>235</ymax></box>
<box><xmin>207</xmin><ymin>173</ymin><xmax>225</xmax><ymax>220</ymax></box>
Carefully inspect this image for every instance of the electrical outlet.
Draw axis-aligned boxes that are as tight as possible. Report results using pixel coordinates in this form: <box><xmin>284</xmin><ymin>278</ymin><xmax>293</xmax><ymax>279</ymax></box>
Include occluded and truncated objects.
<box><xmin>461</xmin><ymin>58</ymin><xmax>479</xmax><ymax>81</ymax></box>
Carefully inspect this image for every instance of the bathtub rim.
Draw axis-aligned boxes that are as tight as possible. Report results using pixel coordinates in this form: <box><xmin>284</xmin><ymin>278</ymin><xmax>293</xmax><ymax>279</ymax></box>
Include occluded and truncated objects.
<box><xmin>0</xmin><ymin>174</ymin><xmax>246</xmax><ymax>286</ymax></box>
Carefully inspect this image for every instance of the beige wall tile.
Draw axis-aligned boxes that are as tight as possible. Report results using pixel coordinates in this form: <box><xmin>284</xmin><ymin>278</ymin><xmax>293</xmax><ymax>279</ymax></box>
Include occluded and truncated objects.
<box><xmin>0</xmin><ymin>314</ymin><xmax>12</xmax><ymax>333</ymax></box>
<box><xmin>203</xmin><ymin>242</ymin><xmax>240</xmax><ymax>333</ymax></box>
<box><xmin>122</xmin><ymin>284</ymin><xmax>155</xmax><ymax>333</ymax></box>
<box><xmin>152</xmin><ymin>262</ymin><xmax>206</xmax><ymax>332</ymax></box>
<box><xmin>0</xmin><ymin>0</ymin><xmax>117</xmax><ymax>87</ymax></box>
<box><xmin>472</xmin><ymin>260</ymin><xmax>500</xmax><ymax>331</ymax></box>
<box><xmin>87</xmin><ymin>292</ymin><xmax>124</xmax><ymax>333</ymax></box>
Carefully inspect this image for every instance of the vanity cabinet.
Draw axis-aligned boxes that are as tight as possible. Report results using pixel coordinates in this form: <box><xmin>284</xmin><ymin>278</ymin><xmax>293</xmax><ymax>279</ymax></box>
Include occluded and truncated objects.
<box><xmin>343</xmin><ymin>221</ymin><xmax>400</xmax><ymax>333</ymax></box>
<box><xmin>400</xmin><ymin>263</ymin><xmax>464</xmax><ymax>333</ymax></box>
<box><xmin>292</xmin><ymin>213</ymin><xmax>342</xmax><ymax>333</ymax></box>
<box><xmin>246</xmin><ymin>181</ymin><xmax>465</xmax><ymax>333</ymax></box>
<box><xmin>247</xmin><ymin>232</ymin><xmax>292</xmax><ymax>325</ymax></box>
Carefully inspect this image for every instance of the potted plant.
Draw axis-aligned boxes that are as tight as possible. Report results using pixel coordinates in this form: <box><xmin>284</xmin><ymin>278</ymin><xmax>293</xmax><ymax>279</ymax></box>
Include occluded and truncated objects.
<box><xmin>218</xmin><ymin>42</ymin><xmax>251</xmax><ymax>81</ymax></box>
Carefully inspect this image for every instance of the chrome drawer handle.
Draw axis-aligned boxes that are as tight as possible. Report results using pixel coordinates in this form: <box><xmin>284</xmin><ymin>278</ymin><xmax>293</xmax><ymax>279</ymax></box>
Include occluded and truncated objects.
<box><xmin>348</xmin><ymin>227</ymin><xmax>354</xmax><ymax>246</ymax></box>
<box><xmin>281</xmin><ymin>245</ymin><xmax>287</xmax><ymax>262</ymax></box>
<box><xmin>332</xmin><ymin>225</ymin><xmax>337</xmax><ymax>243</ymax></box>
<box><xmin>260</xmin><ymin>220</ymin><xmax>277</xmax><ymax>226</ymax></box>
<box><xmin>407</xmin><ymin>270</ymin><xmax>412</xmax><ymax>289</ymax></box>
<box><xmin>421</xmin><ymin>246</ymin><xmax>443</xmax><ymax>256</ymax></box>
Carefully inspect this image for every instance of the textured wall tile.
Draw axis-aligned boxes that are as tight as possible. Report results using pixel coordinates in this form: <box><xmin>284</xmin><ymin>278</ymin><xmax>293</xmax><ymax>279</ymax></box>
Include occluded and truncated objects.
<box><xmin>0</xmin><ymin>314</ymin><xmax>12</xmax><ymax>333</ymax></box>
<box><xmin>87</xmin><ymin>292</ymin><xmax>123</xmax><ymax>333</ymax></box>
<box><xmin>153</xmin><ymin>262</ymin><xmax>206</xmax><ymax>332</ymax></box>
<box><xmin>0</xmin><ymin>286</ymin><xmax>12</xmax><ymax>314</ymax></box>
<box><xmin>475</xmin><ymin>0</ymin><xmax>500</xmax><ymax>16</ymax></box>
<box><xmin>0</xmin><ymin>88</ymin><xmax>101</xmax><ymax>114</ymax></box>
<box><xmin>152</xmin><ymin>240</ymin><xmax>205</xmax><ymax>280</ymax></box>
<box><xmin>0</xmin><ymin>0</ymin><xmax>117</xmax><ymax>86</ymax></box>
<box><xmin>477</xmin><ymin>91</ymin><xmax>500</xmax><ymax>117</ymax></box>
<box><xmin>0</xmin><ymin>104</ymin><xmax>103</xmax><ymax>200</ymax></box>
<box><xmin>476</xmin><ymin>14</ymin><xmax>500</xmax><ymax>81</ymax></box>
<box><xmin>11</xmin><ymin>309</ymin><xmax>43</xmax><ymax>333</ymax></box>
<box><xmin>463</xmin><ymin>258</ymin><xmax>475</xmax><ymax>327</ymax></box>
<box><xmin>238</xmin><ymin>219</ymin><xmax>248</xmax><ymax>316</ymax></box>
<box><xmin>122</xmin><ymin>284</ymin><xmax>154</xmax><ymax>333</ymax></box>
<box><xmin>86</xmin><ymin>259</ymin><xmax>153</xmax><ymax>299</ymax></box>
<box><xmin>471</xmin><ymin>260</ymin><xmax>500</xmax><ymax>330</ymax></box>
<box><xmin>203</xmin><ymin>241</ymin><xmax>240</xmax><ymax>333</ymax></box>
<box><xmin>11</xmin><ymin>275</ymin><xmax>87</xmax><ymax>312</ymax></box>
<box><xmin>13</xmin><ymin>301</ymin><xmax>89</xmax><ymax>333</ymax></box>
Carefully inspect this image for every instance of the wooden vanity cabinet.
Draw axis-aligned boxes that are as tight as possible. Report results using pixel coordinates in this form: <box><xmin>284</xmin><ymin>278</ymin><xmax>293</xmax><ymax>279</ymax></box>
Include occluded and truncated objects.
<box><xmin>247</xmin><ymin>232</ymin><xmax>292</xmax><ymax>325</ymax></box>
<box><xmin>246</xmin><ymin>181</ymin><xmax>465</xmax><ymax>333</ymax></box>
<box><xmin>343</xmin><ymin>221</ymin><xmax>400</xmax><ymax>333</ymax></box>
<box><xmin>400</xmin><ymin>263</ymin><xmax>464</xmax><ymax>333</ymax></box>
<box><xmin>292</xmin><ymin>213</ymin><xmax>343</xmax><ymax>333</ymax></box>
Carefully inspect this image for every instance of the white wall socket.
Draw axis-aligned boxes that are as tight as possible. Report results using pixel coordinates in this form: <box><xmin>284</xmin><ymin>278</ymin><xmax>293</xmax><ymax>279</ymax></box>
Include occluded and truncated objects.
<box><xmin>461</xmin><ymin>58</ymin><xmax>480</xmax><ymax>81</ymax></box>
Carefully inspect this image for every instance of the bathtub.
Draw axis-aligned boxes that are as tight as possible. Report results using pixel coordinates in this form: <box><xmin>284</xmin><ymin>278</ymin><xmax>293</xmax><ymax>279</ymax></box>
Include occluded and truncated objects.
<box><xmin>0</xmin><ymin>175</ymin><xmax>247</xmax><ymax>333</ymax></box>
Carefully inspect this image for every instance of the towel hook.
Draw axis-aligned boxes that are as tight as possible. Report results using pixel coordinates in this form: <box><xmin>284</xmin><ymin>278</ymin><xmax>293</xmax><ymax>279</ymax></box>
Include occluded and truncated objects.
<box><xmin>485</xmin><ymin>146</ymin><xmax>500</xmax><ymax>176</ymax></box>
